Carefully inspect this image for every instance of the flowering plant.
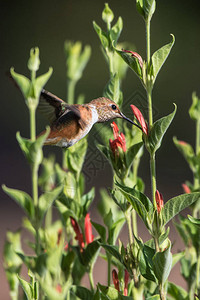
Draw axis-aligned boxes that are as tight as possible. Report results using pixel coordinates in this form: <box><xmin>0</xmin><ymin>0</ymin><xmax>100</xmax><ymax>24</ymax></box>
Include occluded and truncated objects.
<box><xmin>3</xmin><ymin>2</ymin><xmax>200</xmax><ymax>300</ymax></box>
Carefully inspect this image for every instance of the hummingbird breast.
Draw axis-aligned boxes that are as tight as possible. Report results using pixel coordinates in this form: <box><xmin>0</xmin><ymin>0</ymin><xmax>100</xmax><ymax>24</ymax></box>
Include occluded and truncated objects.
<box><xmin>44</xmin><ymin>105</ymin><xmax>96</xmax><ymax>148</ymax></box>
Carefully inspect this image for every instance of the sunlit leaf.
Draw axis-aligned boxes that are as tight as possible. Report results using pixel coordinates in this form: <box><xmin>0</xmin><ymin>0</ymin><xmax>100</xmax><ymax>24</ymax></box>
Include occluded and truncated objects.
<box><xmin>151</xmin><ymin>34</ymin><xmax>175</xmax><ymax>84</ymax></box>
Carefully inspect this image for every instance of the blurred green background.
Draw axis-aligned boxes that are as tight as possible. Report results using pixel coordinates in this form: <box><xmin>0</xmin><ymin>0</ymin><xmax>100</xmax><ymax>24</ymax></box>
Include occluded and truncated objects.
<box><xmin>1</xmin><ymin>0</ymin><xmax>200</xmax><ymax>298</ymax></box>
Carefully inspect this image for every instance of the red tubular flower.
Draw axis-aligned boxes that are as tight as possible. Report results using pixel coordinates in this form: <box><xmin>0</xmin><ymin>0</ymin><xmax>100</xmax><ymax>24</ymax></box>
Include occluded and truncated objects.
<box><xmin>122</xmin><ymin>49</ymin><xmax>143</xmax><ymax>68</ymax></box>
<box><xmin>109</xmin><ymin>122</ymin><xmax>127</xmax><ymax>155</ymax></box>
<box><xmin>155</xmin><ymin>190</ymin><xmax>164</xmax><ymax>213</ymax></box>
<box><xmin>182</xmin><ymin>183</ymin><xmax>191</xmax><ymax>194</ymax></box>
<box><xmin>112</xmin><ymin>269</ymin><xmax>120</xmax><ymax>292</ymax></box>
<box><xmin>124</xmin><ymin>270</ymin><xmax>129</xmax><ymax>296</ymax></box>
<box><xmin>70</xmin><ymin>217</ymin><xmax>85</xmax><ymax>251</ymax></box>
<box><xmin>84</xmin><ymin>213</ymin><xmax>94</xmax><ymax>245</ymax></box>
<box><xmin>130</xmin><ymin>105</ymin><xmax>148</xmax><ymax>135</ymax></box>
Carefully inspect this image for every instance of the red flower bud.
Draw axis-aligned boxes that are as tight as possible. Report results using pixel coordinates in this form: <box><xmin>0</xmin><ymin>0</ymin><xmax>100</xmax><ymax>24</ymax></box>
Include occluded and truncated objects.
<box><xmin>112</xmin><ymin>269</ymin><xmax>120</xmax><ymax>292</ymax></box>
<box><xmin>155</xmin><ymin>190</ymin><xmax>164</xmax><ymax>213</ymax></box>
<box><xmin>130</xmin><ymin>105</ymin><xmax>148</xmax><ymax>135</ymax></box>
<box><xmin>84</xmin><ymin>213</ymin><xmax>94</xmax><ymax>245</ymax></box>
<box><xmin>182</xmin><ymin>183</ymin><xmax>191</xmax><ymax>194</ymax></box>
<box><xmin>110</xmin><ymin>122</ymin><xmax>127</xmax><ymax>155</ymax></box>
<box><xmin>70</xmin><ymin>217</ymin><xmax>85</xmax><ymax>251</ymax></box>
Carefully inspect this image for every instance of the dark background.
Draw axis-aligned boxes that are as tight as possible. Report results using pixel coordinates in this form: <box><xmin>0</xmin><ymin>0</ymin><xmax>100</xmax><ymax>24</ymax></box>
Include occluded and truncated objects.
<box><xmin>1</xmin><ymin>0</ymin><xmax>200</xmax><ymax>298</ymax></box>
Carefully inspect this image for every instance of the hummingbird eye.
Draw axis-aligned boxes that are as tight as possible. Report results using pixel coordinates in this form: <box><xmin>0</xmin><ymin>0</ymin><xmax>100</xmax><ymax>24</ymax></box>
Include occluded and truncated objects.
<box><xmin>111</xmin><ymin>104</ymin><xmax>117</xmax><ymax>110</ymax></box>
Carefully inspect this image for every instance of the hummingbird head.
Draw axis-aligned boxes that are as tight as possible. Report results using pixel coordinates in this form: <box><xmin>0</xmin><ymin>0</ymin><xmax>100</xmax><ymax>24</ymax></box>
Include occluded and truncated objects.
<box><xmin>89</xmin><ymin>97</ymin><xmax>141</xmax><ymax>129</ymax></box>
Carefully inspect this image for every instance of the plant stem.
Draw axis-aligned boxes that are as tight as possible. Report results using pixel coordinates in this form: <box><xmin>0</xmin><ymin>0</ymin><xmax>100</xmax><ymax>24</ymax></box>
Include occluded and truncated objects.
<box><xmin>30</xmin><ymin>106</ymin><xmax>36</xmax><ymax>142</ymax></box>
<box><xmin>29</xmin><ymin>101</ymin><xmax>40</xmax><ymax>255</ymax></box>
<box><xmin>88</xmin><ymin>266</ymin><xmax>95</xmax><ymax>291</ymax></box>
<box><xmin>107</xmin><ymin>253</ymin><xmax>111</xmax><ymax>286</ymax></box>
<box><xmin>125</xmin><ymin>211</ymin><xmax>133</xmax><ymax>245</ymax></box>
<box><xmin>159</xmin><ymin>284</ymin><xmax>166</xmax><ymax>300</ymax></box>
<box><xmin>150</xmin><ymin>155</ymin><xmax>157</xmax><ymax>209</ymax></box>
<box><xmin>67</xmin><ymin>79</ymin><xmax>76</xmax><ymax>105</ymax></box>
<box><xmin>196</xmin><ymin>253</ymin><xmax>200</xmax><ymax>294</ymax></box>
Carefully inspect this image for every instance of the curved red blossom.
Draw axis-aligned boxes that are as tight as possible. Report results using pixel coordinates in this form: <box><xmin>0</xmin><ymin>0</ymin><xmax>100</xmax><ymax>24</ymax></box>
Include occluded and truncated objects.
<box><xmin>122</xmin><ymin>49</ymin><xmax>143</xmax><ymax>68</ymax></box>
<box><xmin>182</xmin><ymin>183</ymin><xmax>191</xmax><ymax>194</ymax></box>
<box><xmin>155</xmin><ymin>190</ymin><xmax>164</xmax><ymax>213</ymax></box>
<box><xmin>110</xmin><ymin>122</ymin><xmax>127</xmax><ymax>155</ymax></box>
<box><xmin>112</xmin><ymin>269</ymin><xmax>120</xmax><ymax>292</ymax></box>
<box><xmin>130</xmin><ymin>105</ymin><xmax>148</xmax><ymax>135</ymax></box>
<box><xmin>70</xmin><ymin>217</ymin><xmax>85</xmax><ymax>251</ymax></box>
<box><xmin>84</xmin><ymin>213</ymin><xmax>94</xmax><ymax>245</ymax></box>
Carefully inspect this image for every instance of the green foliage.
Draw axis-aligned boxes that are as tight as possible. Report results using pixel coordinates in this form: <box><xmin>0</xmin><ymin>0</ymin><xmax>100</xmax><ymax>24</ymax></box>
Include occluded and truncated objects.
<box><xmin>136</xmin><ymin>0</ymin><xmax>156</xmax><ymax>21</ymax></box>
<box><xmin>151</xmin><ymin>34</ymin><xmax>175</xmax><ymax>85</ymax></box>
<box><xmin>146</xmin><ymin>104</ymin><xmax>177</xmax><ymax>156</ymax></box>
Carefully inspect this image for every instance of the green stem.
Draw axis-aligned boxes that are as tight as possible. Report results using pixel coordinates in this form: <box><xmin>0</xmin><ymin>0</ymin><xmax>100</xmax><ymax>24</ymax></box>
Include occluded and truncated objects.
<box><xmin>125</xmin><ymin>211</ymin><xmax>133</xmax><ymax>245</ymax></box>
<box><xmin>196</xmin><ymin>253</ymin><xmax>200</xmax><ymax>294</ymax></box>
<box><xmin>30</xmin><ymin>107</ymin><xmax>36</xmax><ymax>142</ymax></box>
<box><xmin>159</xmin><ymin>284</ymin><xmax>166</xmax><ymax>300</ymax></box>
<box><xmin>132</xmin><ymin>210</ymin><xmax>138</xmax><ymax>238</ymax></box>
<box><xmin>88</xmin><ymin>266</ymin><xmax>95</xmax><ymax>291</ymax></box>
<box><xmin>150</xmin><ymin>155</ymin><xmax>157</xmax><ymax>209</ymax></box>
<box><xmin>107</xmin><ymin>253</ymin><xmax>111</xmax><ymax>286</ymax></box>
<box><xmin>67</xmin><ymin>79</ymin><xmax>76</xmax><ymax>104</ymax></box>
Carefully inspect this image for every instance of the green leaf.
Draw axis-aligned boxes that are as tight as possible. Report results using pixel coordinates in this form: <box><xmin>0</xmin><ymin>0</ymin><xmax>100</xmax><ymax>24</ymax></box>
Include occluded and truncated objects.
<box><xmin>125</xmin><ymin>142</ymin><xmax>143</xmax><ymax>169</ymax></box>
<box><xmin>114</xmin><ymin>46</ymin><xmax>142</xmax><ymax>80</ymax></box>
<box><xmin>188</xmin><ymin>214</ymin><xmax>200</xmax><ymax>227</ymax></box>
<box><xmin>147</xmin><ymin>104</ymin><xmax>177</xmax><ymax>156</ymax></box>
<box><xmin>16</xmin><ymin>128</ymin><xmax>50</xmax><ymax>166</ymax></box>
<box><xmin>151</xmin><ymin>34</ymin><xmax>175</xmax><ymax>84</ymax></box>
<box><xmin>93</xmin><ymin>21</ymin><xmax>109</xmax><ymax>49</ymax></box>
<box><xmin>82</xmin><ymin>187</ymin><xmax>95</xmax><ymax>216</ymax></box>
<box><xmin>38</xmin><ymin>185</ymin><xmax>63</xmax><ymax>224</ymax></box>
<box><xmin>91</xmin><ymin>222</ymin><xmax>106</xmax><ymax>242</ymax></box>
<box><xmin>98</xmin><ymin>283</ymin><xmax>133</xmax><ymax>300</ymax></box>
<box><xmin>136</xmin><ymin>0</ymin><xmax>156</xmax><ymax>21</ymax></box>
<box><xmin>10</xmin><ymin>67</ymin><xmax>31</xmax><ymax>99</ymax></box>
<box><xmin>63</xmin><ymin>137</ymin><xmax>88</xmax><ymax>175</ymax></box>
<box><xmin>172</xmin><ymin>251</ymin><xmax>185</xmax><ymax>268</ymax></box>
<box><xmin>136</xmin><ymin>238</ymin><xmax>156</xmax><ymax>282</ymax></box>
<box><xmin>163</xmin><ymin>192</ymin><xmax>200</xmax><ymax>225</ymax></box>
<box><xmin>115</xmin><ymin>182</ymin><xmax>153</xmax><ymax>229</ymax></box>
<box><xmin>103</xmin><ymin>73</ymin><xmax>121</xmax><ymax>106</ymax></box>
<box><xmin>152</xmin><ymin>241</ymin><xmax>172</xmax><ymax>284</ymax></box>
<box><xmin>189</xmin><ymin>92</ymin><xmax>200</xmax><ymax>121</ymax></box>
<box><xmin>71</xmin><ymin>285</ymin><xmax>94</xmax><ymax>300</ymax></box>
<box><xmin>2</xmin><ymin>185</ymin><xmax>34</xmax><ymax>219</ymax></box>
<box><xmin>108</xmin><ymin>217</ymin><xmax>125</xmax><ymax>244</ymax></box>
<box><xmin>34</xmin><ymin>67</ymin><xmax>53</xmax><ymax>99</ymax></box>
<box><xmin>167</xmin><ymin>282</ymin><xmax>188</xmax><ymax>300</ymax></box>
<box><xmin>81</xmin><ymin>240</ymin><xmax>101</xmax><ymax>267</ymax></box>
<box><xmin>173</xmin><ymin>137</ymin><xmax>196</xmax><ymax>172</ymax></box>
<box><xmin>17</xmin><ymin>275</ymin><xmax>34</xmax><ymax>300</ymax></box>
<box><xmin>146</xmin><ymin>296</ymin><xmax>160</xmax><ymax>300</ymax></box>
<box><xmin>110</xmin><ymin>17</ymin><xmax>123</xmax><ymax>47</ymax></box>
<box><xmin>100</xmin><ymin>244</ymin><xmax>123</xmax><ymax>264</ymax></box>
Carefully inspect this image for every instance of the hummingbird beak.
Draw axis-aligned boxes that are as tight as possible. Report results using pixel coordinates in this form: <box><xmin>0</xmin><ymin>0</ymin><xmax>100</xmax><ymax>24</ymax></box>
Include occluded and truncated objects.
<box><xmin>120</xmin><ymin>112</ymin><xmax>142</xmax><ymax>131</ymax></box>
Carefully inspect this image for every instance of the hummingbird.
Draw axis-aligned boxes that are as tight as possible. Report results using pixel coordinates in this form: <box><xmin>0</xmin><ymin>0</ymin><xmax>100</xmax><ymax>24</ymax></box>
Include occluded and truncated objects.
<box><xmin>38</xmin><ymin>89</ymin><xmax>140</xmax><ymax>148</ymax></box>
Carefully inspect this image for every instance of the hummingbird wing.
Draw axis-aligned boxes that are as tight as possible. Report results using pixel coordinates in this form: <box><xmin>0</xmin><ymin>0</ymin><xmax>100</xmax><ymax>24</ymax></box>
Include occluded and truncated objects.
<box><xmin>39</xmin><ymin>89</ymin><xmax>66</xmax><ymax>123</ymax></box>
<box><xmin>39</xmin><ymin>89</ymin><xmax>86</xmax><ymax>129</ymax></box>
